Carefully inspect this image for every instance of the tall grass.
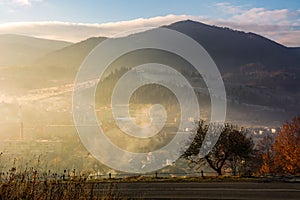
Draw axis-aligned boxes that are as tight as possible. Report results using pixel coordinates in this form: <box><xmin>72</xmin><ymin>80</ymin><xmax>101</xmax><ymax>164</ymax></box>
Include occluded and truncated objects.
<box><xmin>0</xmin><ymin>174</ymin><xmax>128</xmax><ymax>200</ymax></box>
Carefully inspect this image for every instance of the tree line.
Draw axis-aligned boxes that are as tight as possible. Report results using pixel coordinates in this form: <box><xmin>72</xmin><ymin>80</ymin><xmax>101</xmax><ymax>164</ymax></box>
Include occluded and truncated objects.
<box><xmin>182</xmin><ymin>116</ymin><xmax>300</xmax><ymax>176</ymax></box>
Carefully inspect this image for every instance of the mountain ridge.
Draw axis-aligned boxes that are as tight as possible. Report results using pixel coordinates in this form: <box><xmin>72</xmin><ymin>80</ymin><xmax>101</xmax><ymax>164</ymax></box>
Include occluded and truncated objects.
<box><xmin>166</xmin><ymin>20</ymin><xmax>299</xmax><ymax>74</ymax></box>
<box><xmin>35</xmin><ymin>19</ymin><xmax>299</xmax><ymax>74</ymax></box>
<box><xmin>1</xmin><ymin>20</ymin><xmax>299</xmax><ymax>127</ymax></box>
<box><xmin>0</xmin><ymin>34</ymin><xmax>73</xmax><ymax>67</ymax></box>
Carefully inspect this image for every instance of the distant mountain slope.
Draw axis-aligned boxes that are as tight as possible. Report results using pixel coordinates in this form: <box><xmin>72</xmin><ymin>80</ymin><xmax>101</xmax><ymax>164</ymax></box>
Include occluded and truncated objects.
<box><xmin>35</xmin><ymin>20</ymin><xmax>300</xmax><ymax>91</ymax></box>
<box><xmin>167</xmin><ymin>20</ymin><xmax>299</xmax><ymax>73</ymax></box>
<box><xmin>35</xmin><ymin>37</ymin><xmax>106</xmax><ymax>70</ymax></box>
<box><xmin>0</xmin><ymin>34</ymin><xmax>72</xmax><ymax>67</ymax></box>
<box><xmin>36</xmin><ymin>20</ymin><xmax>299</xmax><ymax>73</ymax></box>
<box><xmin>165</xmin><ymin>20</ymin><xmax>300</xmax><ymax>95</ymax></box>
<box><xmin>15</xmin><ymin>20</ymin><xmax>300</xmax><ymax>126</ymax></box>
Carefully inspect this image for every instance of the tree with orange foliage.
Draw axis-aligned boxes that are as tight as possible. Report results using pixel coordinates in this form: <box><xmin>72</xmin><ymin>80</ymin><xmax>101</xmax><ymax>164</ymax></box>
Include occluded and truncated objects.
<box><xmin>259</xmin><ymin>134</ymin><xmax>275</xmax><ymax>174</ymax></box>
<box><xmin>273</xmin><ymin>116</ymin><xmax>300</xmax><ymax>174</ymax></box>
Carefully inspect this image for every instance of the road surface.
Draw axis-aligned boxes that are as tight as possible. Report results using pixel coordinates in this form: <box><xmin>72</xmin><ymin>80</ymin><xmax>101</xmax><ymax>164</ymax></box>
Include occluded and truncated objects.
<box><xmin>100</xmin><ymin>181</ymin><xmax>300</xmax><ymax>199</ymax></box>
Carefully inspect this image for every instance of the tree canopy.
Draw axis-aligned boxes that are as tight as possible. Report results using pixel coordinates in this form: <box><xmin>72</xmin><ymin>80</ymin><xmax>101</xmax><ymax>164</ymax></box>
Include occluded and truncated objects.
<box><xmin>182</xmin><ymin>120</ymin><xmax>255</xmax><ymax>175</ymax></box>
<box><xmin>259</xmin><ymin>116</ymin><xmax>300</xmax><ymax>175</ymax></box>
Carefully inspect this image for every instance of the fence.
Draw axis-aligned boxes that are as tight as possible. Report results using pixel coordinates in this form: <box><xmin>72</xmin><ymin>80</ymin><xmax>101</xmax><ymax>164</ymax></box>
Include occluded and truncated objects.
<box><xmin>0</xmin><ymin>170</ymin><xmax>235</xmax><ymax>182</ymax></box>
<box><xmin>86</xmin><ymin>171</ymin><xmax>234</xmax><ymax>180</ymax></box>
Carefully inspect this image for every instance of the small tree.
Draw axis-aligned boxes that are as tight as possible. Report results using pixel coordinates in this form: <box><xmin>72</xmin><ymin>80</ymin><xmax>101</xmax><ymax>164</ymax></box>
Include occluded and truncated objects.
<box><xmin>259</xmin><ymin>116</ymin><xmax>300</xmax><ymax>175</ymax></box>
<box><xmin>273</xmin><ymin>116</ymin><xmax>300</xmax><ymax>174</ymax></box>
<box><xmin>182</xmin><ymin>120</ymin><xmax>255</xmax><ymax>176</ymax></box>
<box><xmin>258</xmin><ymin>134</ymin><xmax>275</xmax><ymax>174</ymax></box>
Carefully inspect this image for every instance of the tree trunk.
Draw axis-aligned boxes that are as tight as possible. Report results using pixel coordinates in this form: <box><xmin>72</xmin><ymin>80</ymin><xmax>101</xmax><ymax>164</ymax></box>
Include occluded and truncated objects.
<box><xmin>205</xmin><ymin>156</ymin><xmax>223</xmax><ymax>176</ymax></box>
<box><xmin>216</xmin><ymin>168</ymin><xmax>222</xmax><ymax>176</ymax></box>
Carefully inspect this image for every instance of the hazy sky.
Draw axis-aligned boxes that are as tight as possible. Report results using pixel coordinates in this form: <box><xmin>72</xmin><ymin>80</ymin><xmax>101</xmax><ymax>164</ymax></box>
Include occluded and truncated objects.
<box><xmin>0</xmin><ymin>0</ymin><xmax>299</xmax><ymax>46</ymax></box>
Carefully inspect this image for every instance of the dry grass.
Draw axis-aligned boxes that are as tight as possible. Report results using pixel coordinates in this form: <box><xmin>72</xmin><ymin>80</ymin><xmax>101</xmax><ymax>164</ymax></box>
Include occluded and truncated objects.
<box><xmin>0</xmin><ymin>178</ymin><xmax>130</xmax><ymax>200</ymax></box>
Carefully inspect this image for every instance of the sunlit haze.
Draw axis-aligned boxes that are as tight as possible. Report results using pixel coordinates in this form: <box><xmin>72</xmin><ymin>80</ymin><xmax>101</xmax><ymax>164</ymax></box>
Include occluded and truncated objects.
<box><xmin>0</xmin><ymin>1</ymin><xmax>299</xmax><ymax>199</ymax></box>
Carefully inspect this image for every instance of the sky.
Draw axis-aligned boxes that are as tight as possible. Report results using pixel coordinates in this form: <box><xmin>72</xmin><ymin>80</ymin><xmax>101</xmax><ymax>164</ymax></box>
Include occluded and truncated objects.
<box><xmin>0</xmin><ymin>0</ymin><xmax>299</xmax><ymax>46</ymax></box>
